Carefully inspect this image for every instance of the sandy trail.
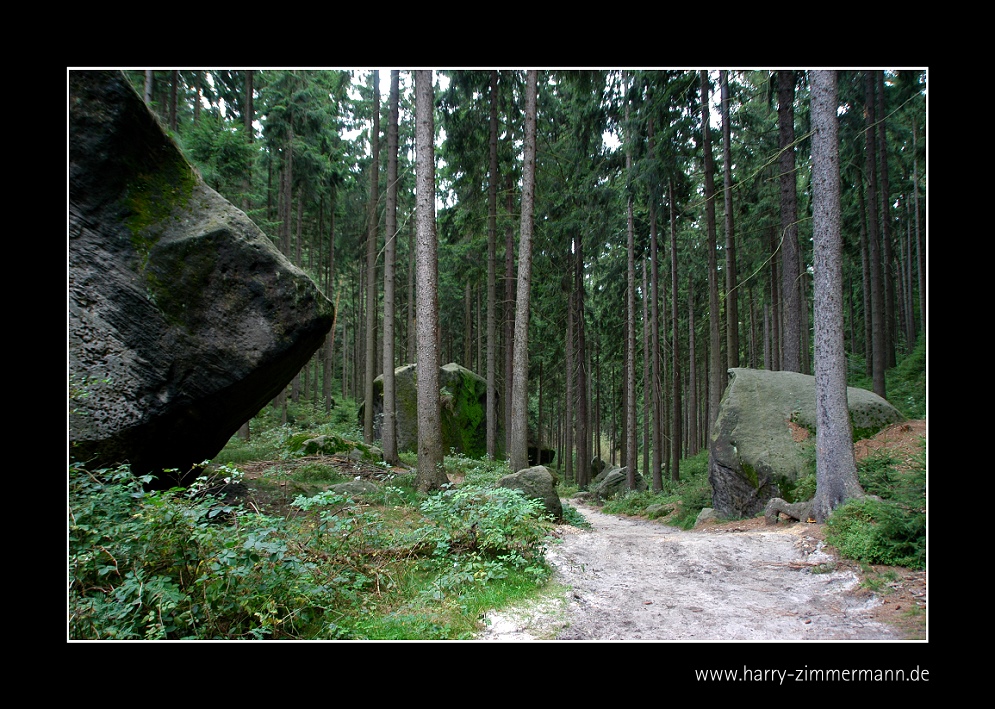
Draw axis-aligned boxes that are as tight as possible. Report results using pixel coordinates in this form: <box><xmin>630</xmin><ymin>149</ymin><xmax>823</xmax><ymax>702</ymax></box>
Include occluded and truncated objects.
<box><xmin>478</xmin><ymin>502</ymin><xmax>898</xmax><ymax>641</ymax></box>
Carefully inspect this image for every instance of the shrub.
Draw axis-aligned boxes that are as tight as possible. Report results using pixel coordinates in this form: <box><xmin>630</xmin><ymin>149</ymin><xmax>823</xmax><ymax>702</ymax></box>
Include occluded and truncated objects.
<box><xmin>69</xmin><ymin>463</ymin><xmax>371</xmax><ymax>639</ymax></box>
<box><xmin>825</xmin><ymin>441</ymin><xmax>926</xmax><ymax>569</ymax></box>
<box><xmin>417</xmin><ymin>484</ymin><xmax>552</xmax><ymax>597</ymax></box>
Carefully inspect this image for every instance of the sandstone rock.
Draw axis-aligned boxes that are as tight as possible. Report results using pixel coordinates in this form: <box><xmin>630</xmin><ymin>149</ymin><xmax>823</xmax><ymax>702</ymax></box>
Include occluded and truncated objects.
<box><xmin>708</xmin><ymin>368</ymin><xmax>904</xmax><ymax>519</ymax></box>
<box><xmin>590</xmin><ymin>466</ymin><xmax>647</xmax><ymax>502</ymax></box>
<box><xmin>68</xmin><ymin>71</ymin><xmax>332</xmax><ymax>482</ymax></box>
<box><xmin>364</xmin><ymin>362</ymin><xmax>500</xmax><ymax>458</ymax></box>
<box><xmin>498</xmin><ymin>465</ymin><xmax>563</xmax><ymax>522</ymax></box>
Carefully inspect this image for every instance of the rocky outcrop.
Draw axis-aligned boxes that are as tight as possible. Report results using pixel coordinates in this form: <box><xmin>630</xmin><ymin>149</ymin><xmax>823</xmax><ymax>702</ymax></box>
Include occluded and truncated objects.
<box><xmin>708</xmin><ymin>368</ymin><xmax>904</xmax><ymax>519</ymax></box>
<box><xmin>498</xmin><ymin>465</ymin><xmax>563</xmax><ymax>522</ymax></box>
<box><xmin>364</xmin><ymin>362</ymin><xmax>501</xmax><ymax>458</ymax></box>
<box><xmin>68</xmin><ymin>71</ymin><xmax>333</xmax><ymax>482</ymax></box>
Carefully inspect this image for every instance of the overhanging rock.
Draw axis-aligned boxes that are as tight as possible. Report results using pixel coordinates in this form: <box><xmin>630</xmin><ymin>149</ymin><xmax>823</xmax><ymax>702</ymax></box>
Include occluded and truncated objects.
<box><xmin>69</xmin><ymin>70</ymin><xmax>333</xmax><ymax>482</ymax></box>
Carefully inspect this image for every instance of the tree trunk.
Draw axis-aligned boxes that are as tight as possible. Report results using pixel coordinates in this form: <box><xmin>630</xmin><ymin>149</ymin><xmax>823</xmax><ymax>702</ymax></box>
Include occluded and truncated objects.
<box><xmin>809</xmin><ymin>70</ymin><xmax>864</xmax><ymax>523</ymax></box>
<box><xmin>625</xmin><ymin>91</ymin><xmax>637</xmax><ymax>490</ymax></box>
<box><xmin>648</xmin><ymin>126</ymin><xmax>663</xmax><ymax>490</ymax></box>
<box><xmin>504</xmin><ymin>173</ymin><xmax>516</xmax><ymax>455</ymax></box>
<box><xmin>876</xmin><ymin>70</ymin><xmax>896</xmax><ymax>368</ymax></box>
<box><xmin>509</xmin><ymin>70</ymin><xmax>539</xmax><ymax>474</ymax></box>
<box><xmin>778</xmin><ymin>70</ymin><xmax>802</xmax><ymax>373</ymax></box>
<box><xmin>486</xmin><ymin>72</ymin><xmax>499</xmax><ymax>459</ymax></box>
<box><xmin>382</xmin><ymin>71</ymin><xmax>400</xmax><ymax>466</ymax></box>
<box><xmin>864</xmin><ymin>71</ymin><xmax>887</xmax><ymax>399</ymax></box>
<box><xmin>363</xmin><ymin>71</ymin><xmax>380</xmax><ymax>443</ymax></box>
<box><xmin>686</xmin><ymin>271</ymin><xmax>696</xmax><ymax>460</ymax></box>
<box><xmin>414</xmin><ymin>70</ymin><xmax>446</xmax><ymax>491</ymax></box>
<box><xmin>670</xmin><ymin>180</ymin><xmax>682</xmax><ymax>480</ymax></box>
<box><xmin>564</xmin><ymin>282</ymin><xmax>574</xmax><ymax>483</ymax></box>
<box><xmin>575</xmin><ymin>232</ymin><xmax>589</xmax><ymax>489</ymax></box>
<box><xmin>700</xmin><ymin>71</ymin><xmax>723</xmax><ymax>435</ymax></box>
<box><xmin>721</xmin><ymin>70</ymin><xmax>740</xmax><ymax>370</ymax></box>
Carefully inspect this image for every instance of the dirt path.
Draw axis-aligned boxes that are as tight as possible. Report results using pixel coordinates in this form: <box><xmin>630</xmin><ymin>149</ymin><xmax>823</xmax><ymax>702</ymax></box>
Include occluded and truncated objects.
<box><xmin>478</xmin><ymin>502</ymin><xmax>901</xmax><ymax>641</ymax></box>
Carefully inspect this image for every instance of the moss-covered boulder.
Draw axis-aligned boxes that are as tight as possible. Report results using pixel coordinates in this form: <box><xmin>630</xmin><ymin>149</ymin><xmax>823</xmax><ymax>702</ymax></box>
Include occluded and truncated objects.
<box><xmin>69</xmin><ymin>71</ymin><xmax>333</xmax><ymax>482</ymax></box>
<box><xmin>364</xmin><ymin>362</ymin><xmax>501</xmax><ymax>458</ymax></box>
<box><xmin>708</xmin><ymin>368</ymin><xmax>904</xmax><ymax>519</ymax></box>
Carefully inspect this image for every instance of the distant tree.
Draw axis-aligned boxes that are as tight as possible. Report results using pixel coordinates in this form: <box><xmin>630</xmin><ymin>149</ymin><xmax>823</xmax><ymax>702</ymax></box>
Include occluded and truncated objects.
<box><xmin>721</xmin><ymin>70</ymin><xmax>740</xmax><ymax>369</ymax></box>
<box><xmin>809</xmin><ymin>70</ymin><xmax>864</xmax><ymax>523</ymax></box>
<box><xmin>364</xmin><ymin>70</ymin><xmax>380</xmax><ymax>444</ymax></box>
<box><xmin>382</xmin><ymin>71</ymin><xmax>400</xmax><ymax>466</ymax></box>
<box><xmin>778</xmin><ymin>70</ymin><xmax>802</xmax><ymax>373</ymax></box>
<box><xmin>414</xmin><ymin>70</ymin><xmax>446</xmax><ymax>491</ymax></box>
<box><xmin>486</xmin><ymin>70</ymin><xmax>499</xmax><ymax>459</ymax></box>
<box><xmin>700</xmin><ymin>70</ymin><xmax>723</xmax><ymax>432</ymax></box>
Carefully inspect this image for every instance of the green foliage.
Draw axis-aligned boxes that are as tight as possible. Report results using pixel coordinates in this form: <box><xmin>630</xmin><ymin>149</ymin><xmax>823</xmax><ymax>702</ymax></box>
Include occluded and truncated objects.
<box><xmin>596</xmin><ymin>450</ymin><xmax>713</xmax><ymax>529</ymax></box>
<box><xmin>442</xmin><ymin>451</ymin><xmax>512</xmax><ymax>487</ymax></box>
<box><xmin>825</xmin><ymin>441</ymin><xmax>926</xmax><ymax>569</ymax></box>
<box><xmin>886</xmin><ymin>338</ymin><xmax>927</xmax><ymax>419</ymax></box>
<box><xmin>848</xmin><ymin>338</ymin><xmax>926</xmax><ymax>419</ymax></box>
<box><xmin>560</xmin><ymin>502</ymin><xmax>592</xmax><ymax>529</ymax></box>
<box><xmin>69</xmin><ymin>462</ymin><xmax>354</xmax><ymax>639</ymax></box>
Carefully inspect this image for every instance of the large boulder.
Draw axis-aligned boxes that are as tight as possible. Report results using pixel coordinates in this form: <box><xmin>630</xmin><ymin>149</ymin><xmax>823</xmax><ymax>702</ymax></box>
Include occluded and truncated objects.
<box><xmin>498</xmin><ymin>466</ymin><xmax>563</xmax><ymax>522</ymax></box>
<box><xmin>364</xmin><ymin>362</ymin><xmax>501</xmax><ymax>458</ymax></box>
<box><xmin>708</xmin><ymin>368</ymin><xmax>904</xmax><ymax>519</ymax></box>
<box><xmin>590</xmin><ymin>466</ymin><xmax>648</xmax><ymax>502</ymax></box>
<box><xmin>69</xmin><ymin>70</ymin><xmax>333</xmax><ymax>482</ymax></box>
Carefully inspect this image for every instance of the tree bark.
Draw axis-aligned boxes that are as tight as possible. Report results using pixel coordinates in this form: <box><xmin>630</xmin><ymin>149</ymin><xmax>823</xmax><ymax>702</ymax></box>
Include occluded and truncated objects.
<box><xmin>778</xmin><ymin>70</ymin><xmax>802</xmax><ymax>373</ymax></box>
<box><xmin>721</xmin><ymin>70</ymin><xmax>740</xmax><ymax>370</ymax></box>
<box><xmin>670</xmin><ymin>180</ymin><xmax>682</xmax><ymax>480</ymax></box>
<box><xmin>625</xmin><ymin>91</ymin><xmax>637</xmax><ymax>490</ymax></box>
<box><xmin>382</xmin><ymin>71</ymin><xmax>400</xmax><ymax>466</ymax></box>
<box><xmin>509</xmin><ymin>70</ymin><xmax>539</xmax><ymax>474</ymax></box>
<box><xmin>700</xmin><ymin>71</ymin><xmax>723</xmax><ymax>435</ymax></box>
<box><xmin>363</xmin><ymin>71</ymin><xmax>380</xmax><ymax>443</ymax></box>
<box><xmin>414</xmin><ymin>70</ymin><xmax>446</xmax><ymax>491</ymax></box>
<box><xmin>487</xmin><ymin>71</ymin><xmax>498</xmax><ymax>459</ymax></box>
<box><xmin>809</xmin><ymin>70</ymin><xmax>864</xmax><ymax>523</ymax></box>
<box><xmin>864</xmin><ymin>71</ymin><xmax>887</xmax><ymax>399</ymax></box>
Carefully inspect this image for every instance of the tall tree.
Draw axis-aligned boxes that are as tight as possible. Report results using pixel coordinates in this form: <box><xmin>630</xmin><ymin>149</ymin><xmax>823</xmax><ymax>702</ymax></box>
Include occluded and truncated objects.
<box><xmin>700</xmin><ymin>71</ymin><xmax>723</xmax><ymax>432</ymax></box>
<box><xmin>414</xmin><ymin>70</ymin><xmax>446</xmax><ymax>491</ymax></box>
<box><xmin>721</xmin><ymin>70</ymin><xmax>740</xmax><ymax>369</ymax></box>
<box><xmin>486</xmin><ymin>70</ymin><xmax>500</xmax><ymax>460</ymax></box>
<box><xmin>509</xmin><ymin>70</ymin><xmax>539</xmax><ymax>474</ymax></box>
<box><xmin>382</xmin><ymin>71</ymin><xmax>400</xmax><ymax>466</ymax></box>
<box><xmin>624</xmin><ymin>87</ymin><xmax>638</xmax><ymax>489</ymax></box>
<box><xmin>809</xmin><ymin>70</ymin><xmax>864</xmax><ymax>522</ymax></box>
<box><xmin>670</xmin><ymin>179</ymin><xmax>682</xmax><ymax>480</ymax></box>
<box><xmin>363</xmin><ymin>70</ymin><xmax>380</xmax><ymax>443</ymax></box>
<box><xmin>778</xmin><ymin>70</ymin><xmax>802</xmax><ymax>373</ymax></box>
<box><xmin>864</xmin><ymin>71</ymin><xmax>887</xmax><ymax>399</ymax></box>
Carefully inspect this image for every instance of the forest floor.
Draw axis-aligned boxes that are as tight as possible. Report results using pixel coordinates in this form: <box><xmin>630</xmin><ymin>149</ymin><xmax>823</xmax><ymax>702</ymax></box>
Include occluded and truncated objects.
<box><xmin>235</xmin><ymin>421</ymin><xmax>926</xmax><ymax>642</ymax></box>
<box><xmin>477</xmin><ymin>419</ymin><xmax>927</xmax><ymax>642</ymax></box>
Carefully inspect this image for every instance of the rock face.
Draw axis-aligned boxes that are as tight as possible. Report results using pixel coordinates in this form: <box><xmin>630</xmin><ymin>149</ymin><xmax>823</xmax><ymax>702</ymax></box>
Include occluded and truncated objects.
<box><xmin>366</xmin><ymin>362</ymin><xmax>500</xmax><ymax>458</ymax></box>
<box><xmin>708</xmin><ymin>368</ymin><xmax>904</xmax><ymax>519</ymax></box>
<box><xmin>69</xmin><ymin>71</ymin><xmax>333</xmax><ymax>481</ymax></box>
<box><xmin>498</xmin><ymin>466</ymin><xmax>563</xmax><ymax>522</ymax></box>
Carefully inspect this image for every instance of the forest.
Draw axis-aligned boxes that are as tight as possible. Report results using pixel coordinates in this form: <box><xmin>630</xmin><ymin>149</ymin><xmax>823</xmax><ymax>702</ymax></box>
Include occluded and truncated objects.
<box><xmin>123</xmin><ymin>68</ymin><xmax>925</xmax><ymax>478</ymax></box>
<box><xmin>68</xmin><ymin>68</ymin><xmax>927</xmax><ymax>641</ymax></box>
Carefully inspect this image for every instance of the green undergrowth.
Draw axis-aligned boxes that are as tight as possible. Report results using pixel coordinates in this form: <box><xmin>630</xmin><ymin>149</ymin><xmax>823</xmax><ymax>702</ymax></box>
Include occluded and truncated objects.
<box><xmin>825</xmin><ymin>439</ymin><xmax>926</xmax><ymax>569</ymax></box>
<box><xmin>69</xmin><ymin>438</ymin><xmax>555</xmax><ymax>640</ymax></box>
<box><xmin>847</xmin><ymin>338</ymin><xmax>926</xmax><ymax>420</ymax></box>
<box><xmin>599</xmin><ymin>450</ymin><xmax>712</xmax><ymax>529</ymax></box>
